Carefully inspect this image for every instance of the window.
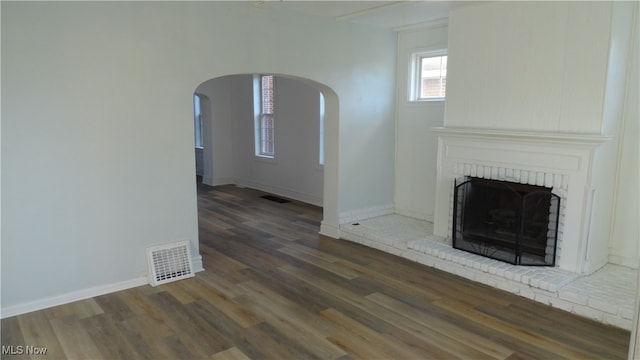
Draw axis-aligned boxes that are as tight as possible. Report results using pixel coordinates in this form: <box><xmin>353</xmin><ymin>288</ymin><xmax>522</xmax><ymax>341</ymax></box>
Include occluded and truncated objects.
<box><xmin>255</xmin><ymin>75</ymin><xmax>275</xmax><ymax>158</ymax></box>
<box><xmin>319</xmin><ymin>93</ymin><xmax>325</xmax><ymax>165</ymax></box>
<box><xmin>410</xmin><ymin>51</ymin><xmax>447</xmax><ymax>101</ymax></box>
<box><xmin>193</xmin><ymin>94</ymin><xmax>203</xmax><ymax>148</ymax></box>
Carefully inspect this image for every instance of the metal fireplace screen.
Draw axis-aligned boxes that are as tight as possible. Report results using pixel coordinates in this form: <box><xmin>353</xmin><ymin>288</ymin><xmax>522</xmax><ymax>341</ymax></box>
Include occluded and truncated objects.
<box><xmin>453</xmin><ymin>177</ymin><xmax>560</xmax><ymax>266</ymax></box>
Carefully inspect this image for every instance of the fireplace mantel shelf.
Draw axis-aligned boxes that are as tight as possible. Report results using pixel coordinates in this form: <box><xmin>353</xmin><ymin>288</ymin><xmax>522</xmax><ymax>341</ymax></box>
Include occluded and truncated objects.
<box><xmin>432</xmin><ymin>127</ymin><xmax>611</xmax><ymax>147</ymax></box>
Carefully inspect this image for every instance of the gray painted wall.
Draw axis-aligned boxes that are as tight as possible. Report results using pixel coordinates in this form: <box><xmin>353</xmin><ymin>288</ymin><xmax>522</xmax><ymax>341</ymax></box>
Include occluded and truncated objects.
<box><xmin>1</xmin><ymin>1</ymin><xmax>396</xmax><ymax>313</ymax></box>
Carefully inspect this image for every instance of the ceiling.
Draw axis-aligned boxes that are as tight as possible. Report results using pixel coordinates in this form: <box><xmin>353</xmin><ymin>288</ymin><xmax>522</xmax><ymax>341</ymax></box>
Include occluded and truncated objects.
<box><xmin>255</xmin><ymin>1</ymin><xmax>458</xmax><ymax>30</ymax></box>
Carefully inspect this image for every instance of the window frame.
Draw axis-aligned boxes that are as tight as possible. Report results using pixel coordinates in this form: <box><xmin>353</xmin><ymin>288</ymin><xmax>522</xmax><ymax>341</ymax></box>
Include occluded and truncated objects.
<box><xmin>193</xmin><ymin>94</ymin><xmax>204</xmax><ymax>149</ymax></box>
<box><xmin>254</xmin><ymin>74</ymin><xmax>276</xmax><ymax>159</ymax></box>
<box><xmin>409</xmin><ymin>49</ymin><xmax>448</xmax><ymax>102</ymax></box>
<box><xmin>319</xmin><ymin>92</ymin><xmax>325</xmax><ymax>166</ymax></box>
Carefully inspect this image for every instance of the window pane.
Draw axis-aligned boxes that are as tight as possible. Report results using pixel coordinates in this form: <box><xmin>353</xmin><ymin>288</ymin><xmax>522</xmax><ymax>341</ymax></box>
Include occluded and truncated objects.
<box><xmin>261</xmin><ymin>75</ymin><xmax>274</xmax><ymax>114</ymax></box>
<box><xmin>319</xmin><ymin>93</ymin><xmax>325</xmax><ymax>165</ymax></box>
<box><xmin>419</xmin><ymin>55</ymin><xmax>447</xmax><ymax>99</ymax></box>
<box><xmin>257</xmin><ymin>75</ymin><xmax>275</xmax><ymax>158</ymax></box>
<box><xmin>193</xmin><ymin>94</ymin><xmax>203</xmax><ymax>148</ymax></box>
<box><xmin>260</xmin><ymin>114</ymin><xmax>274</xmax><ymax>156</ymax></box>
<box><xmin>421</xmin><ymin>56</ymin><xmax>441</xmax><ymax>72</ymax></box>
<box><xmin>422</xmin><ymin>78</ymin><xmax>444</xmax><ymax>97</ymax></box>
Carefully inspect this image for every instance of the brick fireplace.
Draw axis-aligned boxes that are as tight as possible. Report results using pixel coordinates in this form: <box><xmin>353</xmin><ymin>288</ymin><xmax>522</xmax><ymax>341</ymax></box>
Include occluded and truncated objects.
<box><xmin>432</xmin><ymin>127</ymin><xmax>610</xmax><ymax>275</ymax></box>
<box><xmin>338</xmin><ymin>126</ymin><xmax>636</xmax><ymax>329</ymax></box>
<box><xmin>338</xmin><ymin>0</ymin><xmax>638</xmax><ymax>330</ymax></box>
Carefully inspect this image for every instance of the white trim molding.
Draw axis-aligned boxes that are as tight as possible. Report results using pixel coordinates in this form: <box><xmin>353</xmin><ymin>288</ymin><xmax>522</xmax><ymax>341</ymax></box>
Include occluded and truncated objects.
<box><xmin>393</xmin><ymin>17</ymin><xmax>448</xmax><ymax>33</ymax></box>
<box><xmin>191</xmin><ymin>254</ymin><xmax>204</xmax><ymax>273</ymax></box>
<box><xmin>631</xmin><ymin>270</ymin><xmax>640</xmax><ymax>359</ymax></box>
<box><xmin>1</xmin><ymin>257</ymin><xmax>204</xmax><ymax>319</ymax></box>
<box><xmin>245</xmin><ymin>180</ymin><xmax>323</xmax><ymax>207</ymax></box>
<box><xmin>320</xmin><ymin>221</ymin><xmax>340</xmax><ymax>239</ymax></box>
<box><xmin>1</xmin><ymin>277</ymin><xmax>148</xmax><ymax>319</ymax></box>
<box><xmin>432</xmin><ymin>127</ymin><xmax>611</xmax><ymax>146</ymax></box>
<box><xmin>339</xmin><ymin>203</ymin><xmax>395</xmax><ymax>225</ymax></box>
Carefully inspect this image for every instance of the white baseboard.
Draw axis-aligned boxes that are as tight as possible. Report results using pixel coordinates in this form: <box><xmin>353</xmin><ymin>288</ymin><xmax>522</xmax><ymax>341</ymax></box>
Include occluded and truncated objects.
<box><xmin>212</xmin><ymin>177</ymin><xmax>235</xmax><ymax>186</ymax></box>
<box><xmin>192</xmin><ymin>254</ymin><xmax>204</xmax><ymax>273</ymax></box>
<box><xmin>202</xmin><ymin>176</ymin><xmax>234</xmax><ymax>187</ymax></box>
<box><xmin>1</xmin><ymin>276</ymin><xmax>148</xmax><ymax>319</ymax></box>
<box><xmin>339</xmin><ymin>204</ymin><xmax>395</xmax><ymax>225</ymax></box>
<box><xmin>202</xmin><ymin>176</ymin><xmax>214</xmax><ymax>186</ymax></box>
<box><xmin>608</xmin><ymin>254</ymin><xmax>640</xmax><ymax>269</ymax></box>
<box><xmin>394</xmin><ymin>207</ymin><xmax>434</xmax><ymax>222</ymax></box>
<box><xmin>245</xmin><ymin>180</ymin><xmax>323</xmax><ymax>207</ymax></box>
<box><xmin>320</xmin><ymin>221</ymin><xmax>340</xmax><ymax>239</ymax></box>
<box><xmin>1</xmin><ymin>251</ymin><xmax>204</xmax><ymax>319</ymax></box>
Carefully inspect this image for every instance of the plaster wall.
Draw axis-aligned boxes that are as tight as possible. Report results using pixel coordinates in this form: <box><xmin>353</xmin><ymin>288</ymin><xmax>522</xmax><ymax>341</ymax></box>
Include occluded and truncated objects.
<box><xmin>394</xmin><ymin>24</ymin><xmax>448</xmax><ymax>222</ymax></box>
<box><xmin>440</xmin><ymin>1</ymin><xmax>638</xmax><ymax>273</ymax></box>
<box><xmin>446</xmin><ymin>2</ymin><xmax>612</xmax><ymax>133</ymax></box>
<box><xmin>1</xmin><ymin>1</ymin><xmax>396</xmax><ymax>314</ymax></box>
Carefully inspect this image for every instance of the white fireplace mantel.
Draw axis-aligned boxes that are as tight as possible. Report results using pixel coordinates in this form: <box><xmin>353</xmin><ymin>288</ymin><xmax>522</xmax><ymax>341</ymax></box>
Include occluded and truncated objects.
<box><xmin>432</xmin><ymin>127</ymin><xmax>611</xmax><ymax>274</ymax></box>
<box><xmin>431</xmin><ymin>127</ymin><xmax>611</xmax><ymax>146</ymax></box>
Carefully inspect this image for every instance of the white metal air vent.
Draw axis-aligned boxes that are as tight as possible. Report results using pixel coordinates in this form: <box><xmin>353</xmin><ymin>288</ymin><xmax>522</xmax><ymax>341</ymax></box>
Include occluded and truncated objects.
<box><xmin>147</xmin><ymin>241</ymin><xmax>194</xmax><ymax>286</ymax></box>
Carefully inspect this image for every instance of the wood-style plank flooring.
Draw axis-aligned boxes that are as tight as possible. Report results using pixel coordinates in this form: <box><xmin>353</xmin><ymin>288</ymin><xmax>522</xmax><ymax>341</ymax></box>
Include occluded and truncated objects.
<box><xmin>1</xmin><ymin>183</ymin><xmax>631</xmax><ymax>359</ymax></box>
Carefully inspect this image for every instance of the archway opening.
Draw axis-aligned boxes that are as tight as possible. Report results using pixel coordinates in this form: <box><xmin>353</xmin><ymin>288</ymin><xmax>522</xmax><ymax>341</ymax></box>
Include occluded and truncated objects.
<box><xmin>192</xmin><ymin>73</ymin><xmax>340</xmax><ymax>238</ymax></box>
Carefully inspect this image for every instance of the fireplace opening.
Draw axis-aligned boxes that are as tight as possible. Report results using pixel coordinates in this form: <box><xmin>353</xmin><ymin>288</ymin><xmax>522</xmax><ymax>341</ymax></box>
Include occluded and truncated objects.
<box><xmin>453</xmin><ymin>177</ymin><xmax>560</xmax><ymax>266</ymax></box>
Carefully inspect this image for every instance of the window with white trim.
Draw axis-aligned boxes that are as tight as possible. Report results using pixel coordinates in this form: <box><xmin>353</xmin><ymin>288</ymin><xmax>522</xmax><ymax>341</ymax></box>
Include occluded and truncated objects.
<box><xmin>319</xmin><ymin>93</ymin><xmax>325</xmax><ymax>165</ymax></box>
<box><xmin>410</xmin><ymin>51</ymin><xmax>447</xmax><ymax>101</ymax></box>
<box><xmin>193</xmin><ymin>94</ymin><xmax>203</xmax><ymax>148</ymax></box>
<box><xmin>255</xmin><ymin>75</ymin><xmax>275</xmax><ymax>158</ymax></box>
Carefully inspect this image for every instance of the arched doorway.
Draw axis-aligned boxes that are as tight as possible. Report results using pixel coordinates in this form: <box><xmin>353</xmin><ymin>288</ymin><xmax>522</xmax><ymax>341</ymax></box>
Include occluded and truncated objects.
<box><xmin>192</xmin><ymin>73</ymin><xmax>340</xmax><ymax>237</ymax></box>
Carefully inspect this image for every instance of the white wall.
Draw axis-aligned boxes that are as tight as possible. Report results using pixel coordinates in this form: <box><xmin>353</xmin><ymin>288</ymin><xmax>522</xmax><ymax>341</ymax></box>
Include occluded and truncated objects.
<box><xmin>610</xmin><ymin>2</ymin><xmax>640</xmax><ymax>269</ymax></box>
<box><xmin>197</xmin><ymin>78</ymin><xmax>235</xmax><ymax>186</ymax></box>
<box><xmin>446</xmin><ymin>2</ymin><xmax>612</xmax><ymax>133</ymax></box>
<box><xmin>587</xmin><ymin>1</ymin><xmax>638</xmax><ymax>271</ymax></box>
<box><xmin>394</xmin><ymin>24</ymin><xmax>448</xmax><ymax>222</ymax></box>
<box><xmin>443</xmin><ymin>1</ymin><xmax>638</xmax><ymax>273</ymax></box>
<box><xmin>242</xmin><ymin>76</ymin><xmax>324</xmax><ymax>205</ymax></box>
<box><xmin>197</xmin><ymin>75</ymin><xmax>324</xmax><ymax>206</ymax></box>
<box><xmin>1</xmin><ymin>2</ymin><xmax>396</xmax><ymax>314</ymax></box>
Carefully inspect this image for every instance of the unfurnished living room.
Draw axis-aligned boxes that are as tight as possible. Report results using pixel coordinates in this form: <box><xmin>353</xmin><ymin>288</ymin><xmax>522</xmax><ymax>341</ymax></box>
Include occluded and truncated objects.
<box><xmin>1</xmin><ymin>1</ymin><xmax>639</xmax><ymax>359</ymax></box>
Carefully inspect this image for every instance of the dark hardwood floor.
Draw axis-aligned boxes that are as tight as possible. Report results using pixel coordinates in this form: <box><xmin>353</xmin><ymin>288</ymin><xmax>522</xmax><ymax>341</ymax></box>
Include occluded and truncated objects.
<box><xmin>1</xmin><ymin>183</ymin><xmax>631</xmax><ymax>359</ymax></box>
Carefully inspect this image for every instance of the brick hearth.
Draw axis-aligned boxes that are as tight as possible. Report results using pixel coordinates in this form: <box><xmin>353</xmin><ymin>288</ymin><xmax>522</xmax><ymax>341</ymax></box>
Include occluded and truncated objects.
<box><xmin>340</xmin><ymin>214</ymin><xmax>637</xmax><ymax>330</ymax></box>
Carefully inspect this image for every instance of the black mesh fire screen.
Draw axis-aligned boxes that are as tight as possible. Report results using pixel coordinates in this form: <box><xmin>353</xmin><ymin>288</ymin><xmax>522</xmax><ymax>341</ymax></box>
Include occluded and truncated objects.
<box><xmin>452</xmin><ymin>177</ymin><xmax>560</xmax><ymax>266</ymax></box>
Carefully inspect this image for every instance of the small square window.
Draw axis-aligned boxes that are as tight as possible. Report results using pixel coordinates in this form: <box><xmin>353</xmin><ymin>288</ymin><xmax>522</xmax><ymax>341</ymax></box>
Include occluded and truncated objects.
<box><xmin>410</xmin><ymin>52</ymin><xmax>447</xmax><ymax>101</ymax></box>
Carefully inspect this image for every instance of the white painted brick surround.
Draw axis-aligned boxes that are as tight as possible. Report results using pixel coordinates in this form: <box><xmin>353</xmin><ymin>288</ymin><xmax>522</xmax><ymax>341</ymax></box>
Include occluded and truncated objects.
<box><xmin>432</xmin><ymin>127</ymin><xmax>610</xmax><ymax>274</ymax></box>
<box><xmin>340</xmin><ymin>214</ymin><xmax>637</xmax><ymax>330</ymax></box>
